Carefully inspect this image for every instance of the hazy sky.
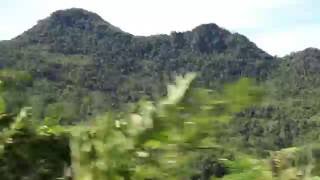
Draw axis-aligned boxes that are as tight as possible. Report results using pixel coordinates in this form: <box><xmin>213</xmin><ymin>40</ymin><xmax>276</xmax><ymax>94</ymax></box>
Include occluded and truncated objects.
<box><xmin>1</xmin><ymin>0</ymin><xmax>319</xmax><ymax>56</ymax></box>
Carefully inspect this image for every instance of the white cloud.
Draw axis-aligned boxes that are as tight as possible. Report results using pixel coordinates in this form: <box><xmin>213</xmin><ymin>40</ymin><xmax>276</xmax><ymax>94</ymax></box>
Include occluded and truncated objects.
<box><xmin>1</xmin><ymin>0</ymin><xmax>300</xmax><ymax>37</ymax></box>
<box><xmin>69</xmin><ymin>0</ymin><xmax>299</xmax><ymax>35</ymax></box>
<box><xmin>0</xmin><ymin>0</ymin><xmax>316</xmax><ymax>56</ymax></box>
<box><xmin>251</xmin><ymin>25</ymin><xmax>320</xmax><ymax>56</ymax></box>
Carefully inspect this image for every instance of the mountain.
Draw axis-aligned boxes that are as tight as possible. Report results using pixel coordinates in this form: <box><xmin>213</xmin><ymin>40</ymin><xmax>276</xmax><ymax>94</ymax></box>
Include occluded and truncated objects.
<box><xmin>4</xmin><ymin>9</ymin><xmax>320</xmax><ymax>151</ymax></box>
<box><xmin>13</xmin><ymin>8</ymin><xmax>271</xmax><ymax>58</ymax></box>
<box><xmin>0</xmin><ymin>8</ymin><xmax>276</xmax><ymax>122</ymax></box>
<box><xmin>2</xmin><ymin>7</ymin><xmax>320</xmax><ymax>180</ymax></box>
<box><xmin>3</xmin><ymin>8</ymin><xmax>320</xmax><ymax>151</ymax></box>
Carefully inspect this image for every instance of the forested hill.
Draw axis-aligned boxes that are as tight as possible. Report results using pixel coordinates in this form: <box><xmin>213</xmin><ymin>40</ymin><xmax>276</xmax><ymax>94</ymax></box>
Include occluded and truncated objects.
<box><xmin>0</xmin><ymin>8</ymin><xmax>276</xmax><ymax>122</ymax></box>
<box><xmin>2</xmin><ymin>7</ymin><xmax>320</xmax><ymax>180</ymax></box>
<box><xmin>1</xmin><ymin>9</ymin><xmax>319</xmax><ymax>148</ymax></box>
<box><xmin>14</xmin><ymin>8</ymin><xmax>271</xmax><ymax>59</ymax></box>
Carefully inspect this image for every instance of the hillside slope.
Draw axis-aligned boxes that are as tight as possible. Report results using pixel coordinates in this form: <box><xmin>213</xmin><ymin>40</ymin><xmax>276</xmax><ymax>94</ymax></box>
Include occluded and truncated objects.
<box><xmin>0</xmin><ymin>8</ymin><xmax>276</xmax><ymax>122</ymax></box>
<box><xmin>2</xmin><ymin>8</ymin><xmax>320</xmax><ymax>180</ymax></box>
<box><xmin>230</xmin><ymin>48</ymin><xmax>320</xmax><ymax>153</ymax></box>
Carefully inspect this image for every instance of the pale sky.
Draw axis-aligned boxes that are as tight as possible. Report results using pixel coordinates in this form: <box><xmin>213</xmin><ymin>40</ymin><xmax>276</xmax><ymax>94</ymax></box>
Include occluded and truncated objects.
<box><xmin>1</xmin><ymin>0</ymin><xmax>320</xmax><ymax>56</ymax></box>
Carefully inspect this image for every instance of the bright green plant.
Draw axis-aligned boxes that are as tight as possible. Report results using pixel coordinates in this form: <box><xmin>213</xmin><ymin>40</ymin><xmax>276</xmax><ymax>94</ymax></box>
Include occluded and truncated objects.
<box><xmin>1</xmin><ymin>73</ymin><xmax>319</xmax><ymax>179</ymax></box>
<box><xmin>69</xmin><ymin>73</ymin><xmax>265</xmax><ymax>179</ymax></box>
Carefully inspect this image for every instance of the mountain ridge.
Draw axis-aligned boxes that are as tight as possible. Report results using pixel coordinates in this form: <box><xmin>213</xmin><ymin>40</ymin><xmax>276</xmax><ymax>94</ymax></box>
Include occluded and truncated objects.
<box><xmin>0</xmin><ymin>8</ymin><xmax>316</xmax><ymax>128</ymax></box>
<box><xmin>2</xmin><ymin>8</ymin><xmax>318</xmax><ymax>57</ymax></box>
<box><xmin>2</xmin><ymin>8</ymin><xmax>320</xmax><ymax>180</ymax></box>
<box><xmin>8</xmin><ymin>8</ymin><xmax>271</xmax><ymax>60</ymax></box>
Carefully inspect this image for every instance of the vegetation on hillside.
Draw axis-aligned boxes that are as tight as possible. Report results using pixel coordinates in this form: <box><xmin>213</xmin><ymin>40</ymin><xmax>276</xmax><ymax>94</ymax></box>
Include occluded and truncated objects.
<box><xmin>0</xmin><ymin>8</ymin><xmax>275</xmax><ymax>121</ymax></box>
<box><xmin>0</xmin><ymin>8</ymin><xmax>320</xmax><ymax>179</ymax></box>
<box><xmin>1</xmin><ymin>74</ymin><xmax>319</xmax><ymax>179</ymax></box>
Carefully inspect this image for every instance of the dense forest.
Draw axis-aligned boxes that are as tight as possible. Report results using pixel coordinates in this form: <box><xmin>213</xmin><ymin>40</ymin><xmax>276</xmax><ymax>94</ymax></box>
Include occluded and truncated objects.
<box><xmin>1</xmin><ymin>8</ymin><xmax>320</xmax><ymax>179</ymax></box>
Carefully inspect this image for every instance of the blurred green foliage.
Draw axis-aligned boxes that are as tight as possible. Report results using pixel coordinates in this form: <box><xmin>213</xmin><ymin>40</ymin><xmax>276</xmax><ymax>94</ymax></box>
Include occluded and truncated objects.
<box><xmin>1</xmin><ymin>8</ymin><xmax>320</xmax><ymax>180</ymax></box>
<box><xmin>0</xmin><ymin>73</ymin><xmax>318</xmax><ymax>179</ymax></box>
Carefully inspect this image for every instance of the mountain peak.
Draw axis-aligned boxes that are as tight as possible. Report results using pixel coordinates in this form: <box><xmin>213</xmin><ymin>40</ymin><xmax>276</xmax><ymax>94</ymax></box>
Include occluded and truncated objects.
<box><xmin>48</xmin><ymin>8</ymin><xmax>105</xmax><ymax>28</ymax></box>
<box><xmin>192</xmin><ymin>23</ymin><xmax>221</xmax><ymax>31</ymax></box>
<box><xmin>52</xmin><ymin>8</ymin><xmax>101</xmax><ymax>18</ymax></box>
<box><xmin>300</xmin><ymin>47</ymin><xmax>320</xmax><ymax>54</ymax></box>
<box><xmin>41</xmin><ymin>8</ymin><xmax>125</xmax><ymax>34</ymax></box>
<box><xmin>288</xmin><ymin>47</ymin><xmax>320</xmax><ymax>59</ymax></box>
<box><xmin>11</xmin><ymin>8</ymin><xmax>271</xmax><ymax>58</ymax></box>
<box><xmin>18</xmin><ymin>8</ymin><xmax>125</xmax><ymax>37</ymax></box>
<box><xmin>14</xmin><ymin>8</ymin><xmax>130</xmax><ymax>54</ymax></box>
